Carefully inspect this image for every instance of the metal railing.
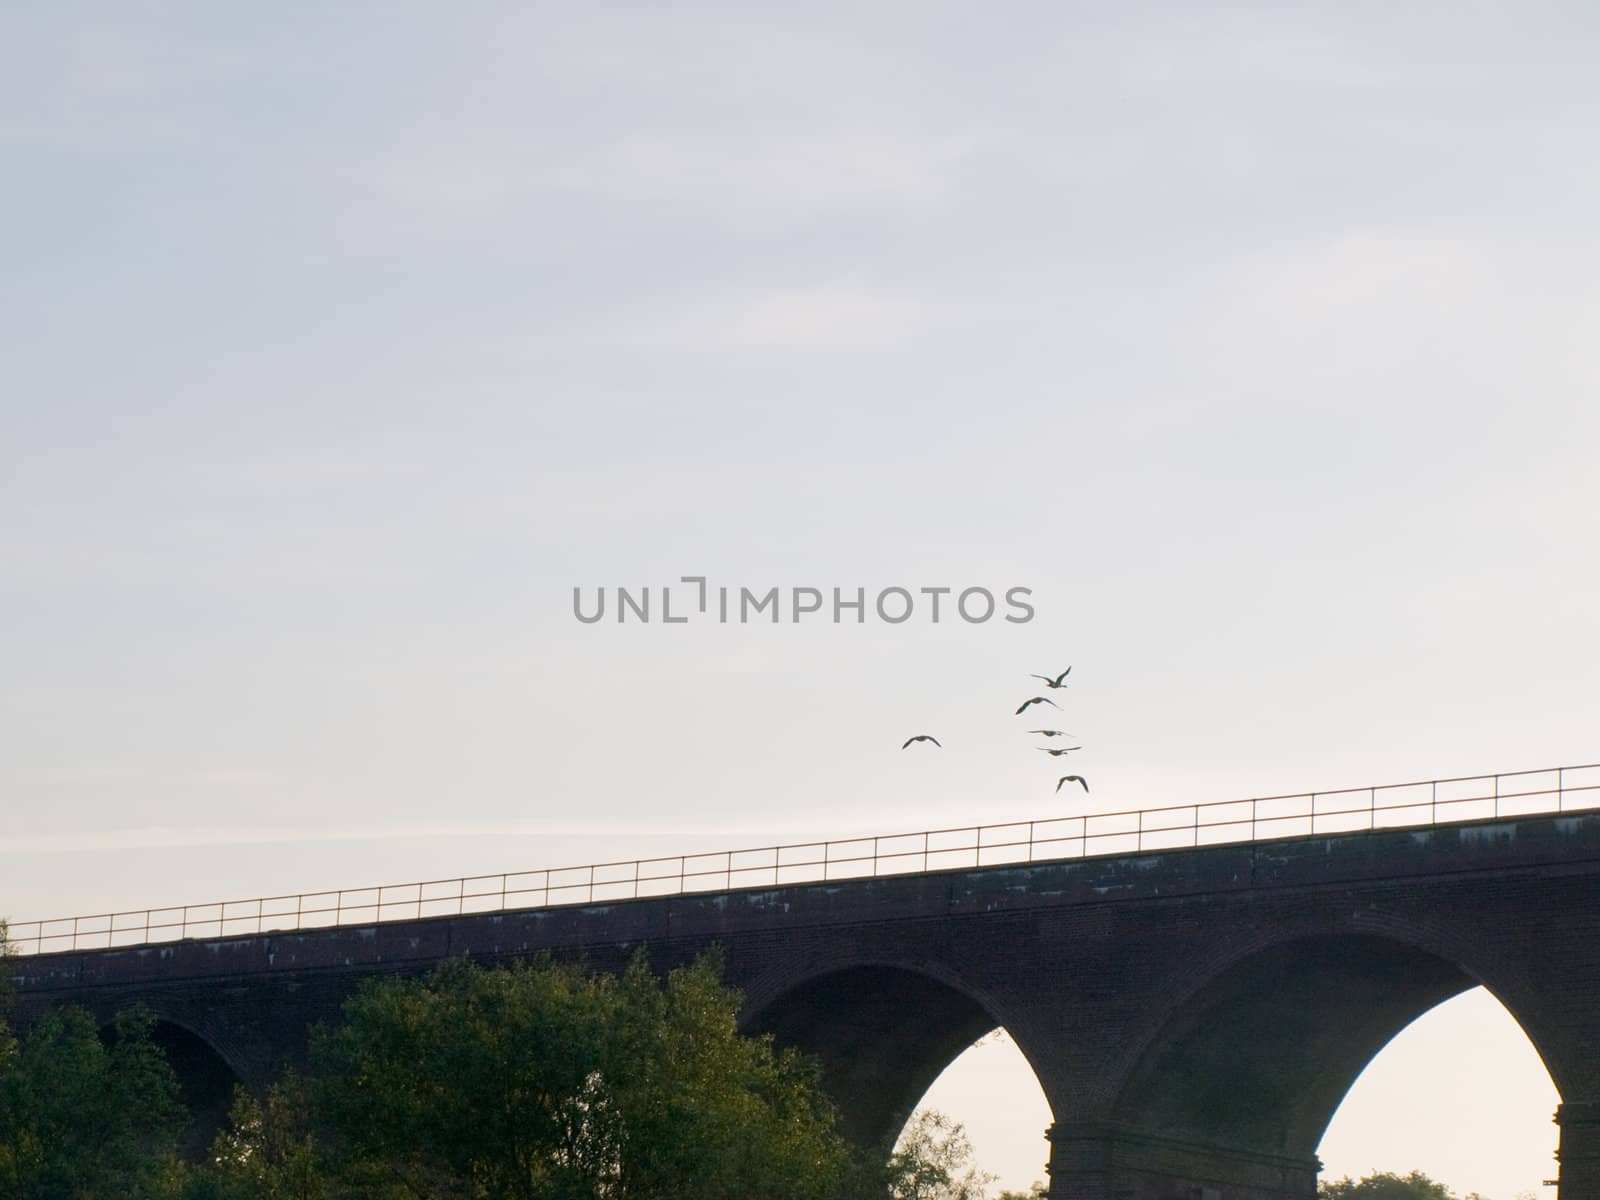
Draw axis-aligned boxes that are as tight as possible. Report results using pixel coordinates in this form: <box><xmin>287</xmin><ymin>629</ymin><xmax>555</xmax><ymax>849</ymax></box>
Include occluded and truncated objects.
<box><xmin>5</xmin><ymin>762</ymin><xmax>1597</xmax><ymax>957</ymax></box>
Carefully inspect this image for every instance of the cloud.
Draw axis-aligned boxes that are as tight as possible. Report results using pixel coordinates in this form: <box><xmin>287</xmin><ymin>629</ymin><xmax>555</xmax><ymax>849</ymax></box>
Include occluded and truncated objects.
<box><xmin>0</xmin><ymin>813</ymin><xmax>920</xmax><ymax>856</ymax></box>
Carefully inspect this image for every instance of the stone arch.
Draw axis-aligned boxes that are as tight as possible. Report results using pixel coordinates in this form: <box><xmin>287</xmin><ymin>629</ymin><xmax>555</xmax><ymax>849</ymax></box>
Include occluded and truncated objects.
<box><xmin>741</xmin><ymin>957</ymin><xmax>1051</xmax><ymax>1152</ymax></box>
<box><xmin>1108</xmin><ymin>928</ymin><xmax>1561</xmax><ymax>1165</ymax></box>
<box><xmin>104</xmin><ymin>1015</ymin><xmax>244</xmax><ymax>1161</ymax></box>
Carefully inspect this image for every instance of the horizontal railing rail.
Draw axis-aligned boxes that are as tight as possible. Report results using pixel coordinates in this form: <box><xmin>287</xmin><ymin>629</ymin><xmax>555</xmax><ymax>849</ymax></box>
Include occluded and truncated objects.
<box><xmin>5</xmin><ymin>762</ymin><xmax>1597</xmax><ymax>957</ymax></box>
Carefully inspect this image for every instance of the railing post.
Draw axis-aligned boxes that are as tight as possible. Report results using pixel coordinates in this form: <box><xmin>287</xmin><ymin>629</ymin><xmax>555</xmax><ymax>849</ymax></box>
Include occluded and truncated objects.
<box><xmin>1495</xmin><ymin>773</ymin><xmax>1500</xmax><ymax>819</ymax></box>
<box><xmin>295</xmin><ymin>893</ymin><xmax>303</xmax><ymax>932</ymax></box>
<box><xmin>1029</xmin><ymin>819</ymin><xmax>1036</xmax><ymax>862</ymax></box>
<box><xmin>1431</xmin><ymin>780</ymin><xmax>1438</xmax><ymax>824</ymax></box>
<box><xmin>257</xmin><ymin>898</ymin><xmax>264</xmax><ymax>935</ymax></box>
<box><xmin>1370</xmin><ymin>786</ymin><xmax>1376</xmax><ymax>831</ymax></box>
<box><xmin>458</xmin><ymin>877</ymin><xmax>465</xmax><ymax>916</ymax></box>
<box><xmin>1560</xmin><ymin>766</ymin><xmax>1566</xmax><ymax>813</ymax></box>
<box><xmin>145</xmin><ymin>910</ymin><xmax>151</xmax><ymax>942</ymax></box>
<box><xmin>334</xmin><ymin>891</ymin><xmax>342</xmax><ymax>927</ymax></box>
<box><xmin>1251</xmin><ymin>799</ymin><xmax>1257</xmax><ymax>842</ymax></box>
<box><xmin>726</xmin><ymin>850</ymin><xmax>732</xmax><ymax>891</ymax></box>
<box><xmin>633</xmin><ymin>859</ymin><xmax>640</xmax><ymax>900</ymax></box>
<box><xmin>922</xmin><ymin>831</ymin><xmax>929</xmax><ymax>872</ymax></box>
<box><xmin>588</xmin><ymin>864</ymin><xmax>596</xmax><ymax>903</ymax></box>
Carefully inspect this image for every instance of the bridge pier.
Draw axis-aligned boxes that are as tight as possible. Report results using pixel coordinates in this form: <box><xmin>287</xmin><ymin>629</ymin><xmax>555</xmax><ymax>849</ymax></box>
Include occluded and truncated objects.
<box><xmin>1044</xmin><ymin>1120</ymin><xmax>1318</xmax><ymax>1200</ymax></box>
<box><xmin>1556</xmin><ymin>1102</ymin><xmax>1600</xmax><ymax>1199</ymax></box>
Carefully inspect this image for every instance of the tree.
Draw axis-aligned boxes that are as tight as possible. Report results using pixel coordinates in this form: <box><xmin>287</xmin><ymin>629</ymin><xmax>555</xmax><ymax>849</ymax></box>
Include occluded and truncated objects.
<box><xmin>193</xmin><ymin>1076</ymin><xmax>339</xmax><ymax>1200</ymax></box>
<box><xmin>1319</xmin><ymin>1171</ymin><xmax>1490</xmax><ymax>1200</ymax></box>
<box><xmin>0</xmin><ymin>923</ymin><xmax>15</xmax><ymax>1069</ymax></box>
<box><xmin>0</xmin><ymin>1005</ymin><xmax>188</xmax><ymax>1200</ymax></box>
<box><xmin>887</xmin><ymin>1111</ymin><xmax>994</xmax><ymax>1200</ymax></box>
<box><xmin>993</xmin><ymin>1186</ymin><xmax>1048</xmax><ymax>1200</ymax></box>
<box><xmin>212</xmin><ymin>951</ymin><xmax>871</xmax><ymax>1200</ymax></box>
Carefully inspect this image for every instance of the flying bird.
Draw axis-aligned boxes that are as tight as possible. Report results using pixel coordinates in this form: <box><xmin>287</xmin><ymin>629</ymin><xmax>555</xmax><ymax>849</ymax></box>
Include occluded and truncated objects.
<box><xmin>1056</xmin><ymin>775</ymin><xmax>1090</xmax><ymax>794</ymax></box>
<box><xmin>1030</xmin><ymin>667</ymin><xmax>1072</xmax><ymax>688</ymax></box>
<box><xmin>901</xmin><ymin>735</ymin><xmax>942</xmax><ymax>749</ymax></box>
<box><xmin>1029</xmin><ymin>730</ymin><xmax>1075</xmax><ymax>738</ymax></box>
<box><xmin>1014</xmin><ymin>697</ymin><xmax>1060</xmax><ymax>715</ymax></box>
<box><xmin>1037</xmin><ymin>746</ymin><xmax>1083</xmax><ymax>756</ymax></box>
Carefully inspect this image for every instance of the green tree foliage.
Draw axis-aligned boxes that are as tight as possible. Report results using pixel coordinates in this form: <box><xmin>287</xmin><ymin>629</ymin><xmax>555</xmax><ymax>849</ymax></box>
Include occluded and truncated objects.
<box><xmin>0</xmin><ymin>1006</ymin><xmax>188</xmax><ymax>1200</ymax></box>
<box><xmin>1319</xmin><ymin>1171</ymin><xmax>1490</xmax><ymax>1200</ymax></box>
<box><xmin>211</xmin><ymin>951</ymin><xmax>876</xmax><ymax>1200</ymax></box>
<box><xmin>193</xmin><ymin>1076</ymin><xmax>335</xmax><ymax>1200</ymax></box>
<box><xmin>0</xmin><ymin>923</ymin><xmax>15</xmax><ymax>1067</ymax></box>
<box><xmin>992</xmin><ymin>1186</ymin><xmax>1048</xmax><ymax>1200</ymax></box>
<box><xmin>887</xmin><ymin>1111</ymin><xmax>994</xmax><ymax>1200</ymax></box>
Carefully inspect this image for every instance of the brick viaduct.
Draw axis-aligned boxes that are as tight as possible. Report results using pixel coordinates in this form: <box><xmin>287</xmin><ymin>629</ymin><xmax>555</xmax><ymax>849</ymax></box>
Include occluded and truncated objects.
<box><xmin>10</xmin><ymin>810</ymin><xmax>1600</xmax><ymax>1199</ymax></box>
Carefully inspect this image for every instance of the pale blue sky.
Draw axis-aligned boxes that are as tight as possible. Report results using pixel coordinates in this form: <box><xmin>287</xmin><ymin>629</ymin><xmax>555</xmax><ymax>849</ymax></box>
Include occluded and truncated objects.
<box><xmin>3</xmin><ymin>5</ymin><xmax>1596</xmax><ymax>1195</ymax></box>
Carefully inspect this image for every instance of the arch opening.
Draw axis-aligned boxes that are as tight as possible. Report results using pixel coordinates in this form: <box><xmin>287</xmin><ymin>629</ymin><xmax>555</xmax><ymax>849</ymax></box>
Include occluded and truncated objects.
<box><xmin>104</xmin><ymin>1018</ymin><xmax>243</xmax><ymax>1162</ymax></box>
<box><xmin>744</xmin><ymin>963</ymin><xmax>1049</xmax><ymax>1159</ymax></box>
<box><xmin>904</xmin><ymin>1028</ymin><xmax>1056</xmax><ymax>1197</ymax></box>
<box><xmin>1318</xmin><ymin>985</ymin><xmax>1561</xmax><ymax>1197</ymax></box>
<box><xmin>1113</xmin><ymin>932</ymin><xmax>1559</xmax><ymax>1176</ymax></box>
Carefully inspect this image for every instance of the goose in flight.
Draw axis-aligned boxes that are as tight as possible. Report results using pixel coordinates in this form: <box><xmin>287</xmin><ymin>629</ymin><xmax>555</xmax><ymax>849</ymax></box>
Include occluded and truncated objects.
<box><xmin>1029</xmin><ymin>729</ymin><xmax>1075</xmax><ymax>738</ymax></box>
<box><xmin>1030</xmin><ymin>667</ymin><xmax>1072</xmax><ymax>689</ymax></box>
<box><xmin>901</xmin><ymin>735</ymin><xmax>942</xmax><ymax>749</ymax></box>
<box><xmin>1015</xmin><ymin>697</ymin><xmax>1060</xmax><ymax>715</ymax></box>
<box><xmin>1056</xmin><ymin>774</ymin><xmax>1090</xmax><ymax>794</ymax></box>
<box><xmin>1037</xmin><ymin>746</ymin><xmax>1083</xmax><ymax>756</ymax></box>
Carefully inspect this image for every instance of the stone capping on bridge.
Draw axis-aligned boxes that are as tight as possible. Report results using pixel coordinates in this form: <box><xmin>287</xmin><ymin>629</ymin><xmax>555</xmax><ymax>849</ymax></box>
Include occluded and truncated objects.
<box><xmin>5</xmin><ymin>761</ymin><xmax>1597</xmax><ymax>958</ymax></box>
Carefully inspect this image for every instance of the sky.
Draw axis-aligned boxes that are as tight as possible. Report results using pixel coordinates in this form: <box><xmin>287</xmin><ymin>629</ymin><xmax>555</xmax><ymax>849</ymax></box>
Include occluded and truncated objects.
<box><xmin>3</xmin><ymin>4</ymin><xmax>1597</xmax><ymax>1195</ymax></box>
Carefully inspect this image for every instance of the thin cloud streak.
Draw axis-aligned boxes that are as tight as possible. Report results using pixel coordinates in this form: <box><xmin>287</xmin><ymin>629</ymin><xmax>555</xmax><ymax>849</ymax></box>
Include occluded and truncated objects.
<box><xmin>0</xmin><ymin>815</ymin><xmax>938</xmax><ymax>856</ymax></box>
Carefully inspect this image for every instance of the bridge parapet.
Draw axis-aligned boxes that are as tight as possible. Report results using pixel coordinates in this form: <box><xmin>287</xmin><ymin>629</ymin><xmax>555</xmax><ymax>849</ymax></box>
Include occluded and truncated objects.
<box><xmin>8</xmin><ymin>761</ymin><xmax>1598</xmax><ymax>958</ymax></box>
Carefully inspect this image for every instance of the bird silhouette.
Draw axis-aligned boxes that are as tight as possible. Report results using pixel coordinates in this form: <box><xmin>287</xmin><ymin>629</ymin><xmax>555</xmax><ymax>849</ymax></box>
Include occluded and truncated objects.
<box><xmin>1037</xmin><ymin>746</ymin><xmax>1083</xmax><ymax>756</ymax></box>
<box><xmin>901</xmin><ymin>735</ymin><xmax>942</xmax><ymax>749</ymax></box>
<box><xmin>1030</xmin><ymin>667</ymin><xmax>1071</xmax><ymax>688</ymax></box>
<box><xmin>1014</xmin><ymin>697</ymin><xmax>1060</xmax><ymax>715</ymax></box>
<box><xmin>1056</xmin><ymin>774</ymin><xmax>1090</xmax><ymax>794</ymax></box>
<box><xmin>1028</xmin><ymin>729</ymin><xmax>1075</xmax><ymax>738</ymax></box>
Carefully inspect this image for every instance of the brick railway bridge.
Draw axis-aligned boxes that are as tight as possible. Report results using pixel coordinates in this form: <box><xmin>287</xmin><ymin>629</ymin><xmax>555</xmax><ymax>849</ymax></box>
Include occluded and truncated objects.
<box><xmin>9</xmin><ymin>765</ymin><xmax>1600</xmax><ymax>1200</ymax></box>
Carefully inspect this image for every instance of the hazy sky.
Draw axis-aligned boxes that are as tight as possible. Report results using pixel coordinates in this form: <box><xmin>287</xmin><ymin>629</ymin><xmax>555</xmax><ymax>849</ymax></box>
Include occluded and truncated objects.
<box><xmin>4</xmin><ymin>5</ymin><xmax>1597</xmax><ymax>1195</ymax></box>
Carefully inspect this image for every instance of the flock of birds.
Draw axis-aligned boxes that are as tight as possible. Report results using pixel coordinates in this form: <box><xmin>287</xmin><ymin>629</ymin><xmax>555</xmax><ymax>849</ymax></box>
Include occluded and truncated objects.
<box><xmin>901</xmin><ymin>665</ymin><xmax>1089</xmax><ymax>797</ymax></box>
